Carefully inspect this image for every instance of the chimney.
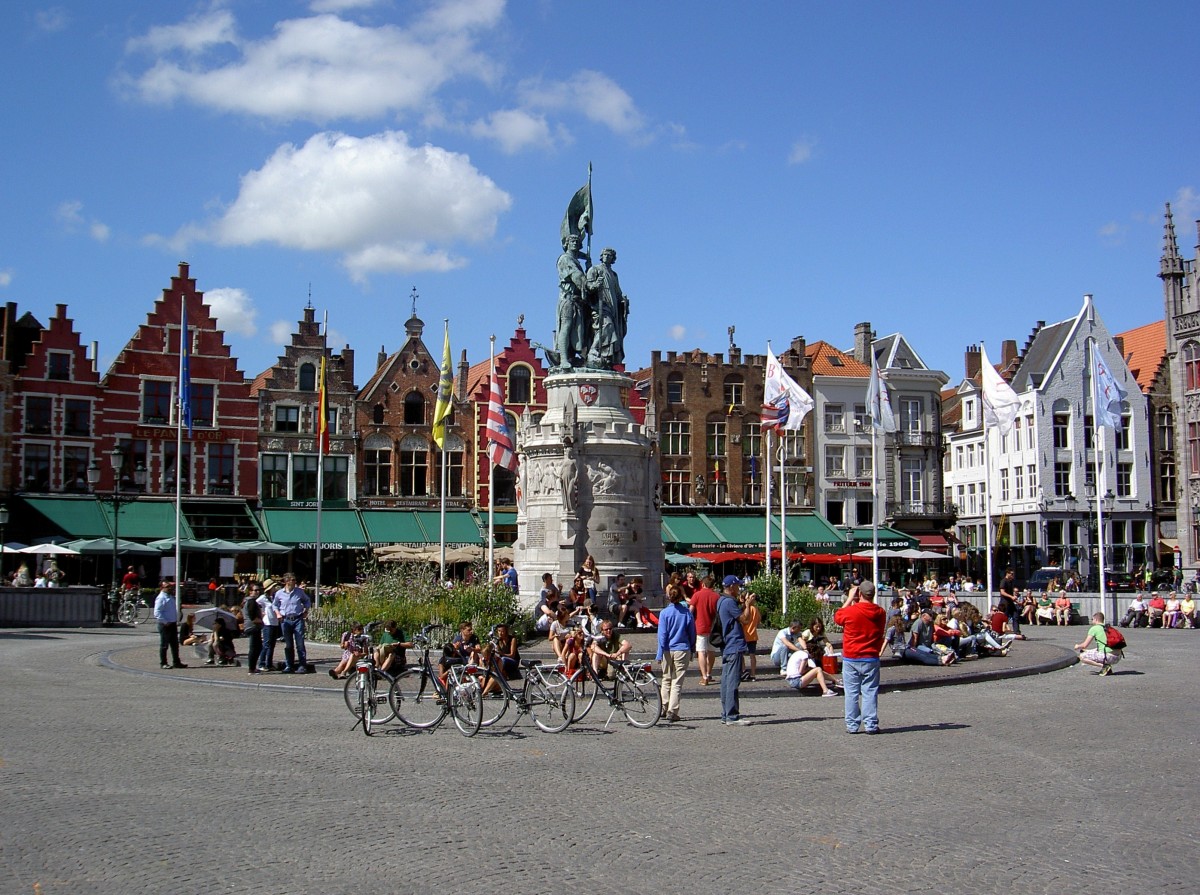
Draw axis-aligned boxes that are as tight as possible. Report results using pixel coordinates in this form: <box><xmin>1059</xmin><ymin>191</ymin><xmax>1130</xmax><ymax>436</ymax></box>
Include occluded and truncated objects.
<box><xmin>1113</xmin><ymin>336</ymin><xmax>1125</xmax><ymax>358</ymax></box>
<box><xmin>1001</xmin><ymin>339</ymin><xmax>1018</xmax><ymax>370</ymax></box>
<box><xmin>854</xmin><ymin>322</ymin><xmax>874</xmax><ymax>364</ymax></box>
<box><xmin>341</xmin><ymin>345</ymin><xmax>354</xmax><ymax>384</ymax></box>
<box><xmin>457</xmin><ymin>349</ymin><xmax>469</xmax><ymax>399</ymax></box>
<box><xmin>378</xmin><ymin>346</ymin><xmax>387</xmax><ymax>369</ymax></box>
<box><xmin>56</xmin><ymin>304</ymin><xmax>68</xmax><ymax>320</ymax></box>
<box><xmin>963</xmin><ymin>345</ymin><xmax>981</xmax><ymax>381</ymax></box>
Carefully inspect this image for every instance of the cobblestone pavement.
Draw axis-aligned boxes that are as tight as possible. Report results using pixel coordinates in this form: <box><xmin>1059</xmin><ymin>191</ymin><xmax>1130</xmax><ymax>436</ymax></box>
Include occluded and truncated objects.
<box><xmin>0</xmin><ymin>623</ymin><xmax>1194</xmax><ymax>894</ymax></box>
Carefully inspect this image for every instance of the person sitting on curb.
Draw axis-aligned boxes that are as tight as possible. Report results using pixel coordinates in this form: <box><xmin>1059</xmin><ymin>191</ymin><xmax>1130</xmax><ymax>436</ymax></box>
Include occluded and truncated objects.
<box><xmin>375</xmin><ymin>621</ymin><xmax>412</xmax><ymax>675</ymax></box>
<box><xmin>1146</xmin><ymin>592</ymin><xmax>1167</xmax><ymax>628</ymax></box>
<box><xmin>770</xmin><ymin>619</ymin><xmax>807</xmax><ymax>672</ymax></box>
<box><xmin>329</xmin><ymin>623</ymin><xmax>368</xmax><ymax>679</ymax></box>
<box><xmin>1075</xmin><ymin>612</ymin><xmax>1122</xmax><ymax>675</ymax></box>
<box><xmin>205</xmin><ymin>617</ymin><xmax>239</xmax><ymax>666</ymax></box>
<box><xmin>783</xmin><ymin>640</ymin><xmax>837</xmax><ymax>696</ymax></box>
<box><xmin>911</xmin><ymin>608</ymin><xmax>956</xmax><ymax>666</ymax></box>
<box><xmin>589</xmin><ymin>620</ymin><xmax>632</xmax><ymax>679</ymax></box>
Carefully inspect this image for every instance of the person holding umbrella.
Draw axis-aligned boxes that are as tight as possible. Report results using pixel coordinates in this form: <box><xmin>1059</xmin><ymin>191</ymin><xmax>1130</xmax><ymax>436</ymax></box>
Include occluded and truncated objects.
<box><xmin>153</xmin><ymin>580</ymin><xmax>187</xmax><ymax>669</ymax></box>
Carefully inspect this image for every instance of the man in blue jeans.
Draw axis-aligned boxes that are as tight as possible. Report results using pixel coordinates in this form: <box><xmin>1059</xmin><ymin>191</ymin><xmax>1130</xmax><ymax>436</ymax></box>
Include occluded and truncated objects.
<box><xmin>833</xmin><ymin>581</ymin><xmax>886</xmax><ymax>734</ymax></box>
<box><xmin>715</xmin><ymin>575</ymin><xmax>751</xmax><ymax>726</ymax></box>
<box><xmin>273</xmin><ymin>574</ymin><xmax>312</xmax><ymax>673</ymax></box>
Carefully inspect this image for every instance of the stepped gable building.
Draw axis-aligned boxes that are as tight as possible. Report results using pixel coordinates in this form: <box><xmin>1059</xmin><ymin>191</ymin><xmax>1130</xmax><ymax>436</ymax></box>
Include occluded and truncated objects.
<box><xmin>11</xmin><ymin>304</ymin><xmax>102</xmax><ymax>496</ymax></box>
<box><xmin>250</xmin><ymin>305</ymin><xmax>357</xmax><ymax>506</ymax></box>
<box><xmin>1</xmin><ymin>303</ymin><xmax>46</xmax><ymax>494</ymax></box>
<box><xmin>1160</xmin><ymin>203</ymin><xmax>1200</xmax><ymax>571</ymax></box>
<box><xmin>355</xmin><ymin>309</ymin><xmax>471</xmax><ymax>508</ymax></box>
<box><xmin>463</xmin><ymin>320</ymin><xmax>549</xmax><ymax>511</ymax></box>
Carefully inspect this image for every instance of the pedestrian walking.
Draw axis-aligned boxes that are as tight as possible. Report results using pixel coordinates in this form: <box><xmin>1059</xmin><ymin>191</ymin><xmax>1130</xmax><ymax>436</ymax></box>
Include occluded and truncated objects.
<box><xmin>656</xmin><ymin>583</ymin><xmax>696</xmax><ymax>722</ymax></box>
<box><xmin>715</xmin><ymin>575</ymin><xmax>750</xmax><ymax>726</ymax></box>
<box><xmin>834</xmin><ymin>581</ymin><xmax>886</xmax><ymax>735</ymax></box>
<box><xmin>153</xmin><ymin>580</ymin><xmax>187</xmax><ymax>669</ymax></box>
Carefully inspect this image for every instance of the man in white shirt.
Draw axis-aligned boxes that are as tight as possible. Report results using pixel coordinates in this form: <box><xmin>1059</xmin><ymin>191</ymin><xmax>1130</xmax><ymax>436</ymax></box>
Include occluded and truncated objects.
<box><xmin>153</xmin><ymin>580</ymin><xmax>187</xmax><ymax>669</ymax></box>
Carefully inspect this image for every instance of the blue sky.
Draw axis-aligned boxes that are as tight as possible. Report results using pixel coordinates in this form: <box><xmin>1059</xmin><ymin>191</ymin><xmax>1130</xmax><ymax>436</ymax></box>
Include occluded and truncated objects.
<box><xmin>3</xmin><ymin>0</ymin><xmax>1197</xmax><ymax>386</ymax></box>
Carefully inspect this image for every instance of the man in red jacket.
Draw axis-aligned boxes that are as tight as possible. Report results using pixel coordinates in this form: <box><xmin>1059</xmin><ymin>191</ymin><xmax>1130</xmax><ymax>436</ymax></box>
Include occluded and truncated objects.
<box><xmin>833</xmin><ymin>581</ymin><xmax>886</xmax><ymax>735</ymax></box>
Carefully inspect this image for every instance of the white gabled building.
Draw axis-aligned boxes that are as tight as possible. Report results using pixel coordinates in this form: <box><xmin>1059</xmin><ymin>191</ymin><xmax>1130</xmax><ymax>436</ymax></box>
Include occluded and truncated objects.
<box><xmin>945</xmin><ymin>296</ymin><xmax>1153</xmax><ymax>587</ymax></box>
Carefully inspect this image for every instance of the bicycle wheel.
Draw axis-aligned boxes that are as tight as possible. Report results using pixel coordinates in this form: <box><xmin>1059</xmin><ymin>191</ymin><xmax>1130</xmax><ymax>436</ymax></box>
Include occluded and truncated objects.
<box><xmin>133</xmin><ymin>601</ymin><xmax>150</xmax><ymax>626</ymax></box>
<box><xmin>117</xmin><ymin>600</ymin><xmax>138</xmax><ymax>626</ymax></box>
<box><xmin>360</xmin><ymin>676</ymin><xmax>375</xmax><ymax>736</ymax></box>
<box><xmin>568</xmin><ymin>670</ymin><xmax>599</xmax><ymax>722</ymax></box>
<box><xmin>617</xmin><ymin>675</ymin><xmax>662</xmax><ymax>729</ymax></box>
<box><xmin>448</xmin><ymin>677</ymin><xmax>483</xmax><ymax>737</ymax></box>
<box><xmin>526</xmin><ymin>677</ymin><xmax>575</xmax><ymax>733</ymax></box>
<box><xmin>473</xmin><ymin>669</ymin><xmax>510</xmax><ymax>727</ymax></box>
<box><xmin>390</xmin><ymin>668</ymin><xmax>447</xmax><ymax>729</ymax></box>
<box><xmin>345</xmin><ymin>668</ymin><xmax>397</xmax><ymax>723</ymax></box>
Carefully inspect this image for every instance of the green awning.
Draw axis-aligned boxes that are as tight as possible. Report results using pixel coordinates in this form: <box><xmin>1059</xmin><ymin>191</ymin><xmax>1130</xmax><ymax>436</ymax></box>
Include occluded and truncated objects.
<box><xmin>660</xmin><ymin>514</ymin><xmax>723</xmax><ymax>548</ymax></box>
<box><xmin>182</xmin><ymin>500</ymin><xmax>264</xmax><ymax>541</ymax></box>
<box><xmin>700</xmin><ymin>514</ymin><xmax>769</xmax><ymax>549</ymax></box>
<box><xmin>488</xmin><ymin>511</ymin><xmax>518</xmax><ymax>525</ymax></box>
<box><xmin>101</xmin><ymin>501</ymin><xmax>193</xmax><ymax>541</ymax></box>
<box><xmin>261</xmin><ymin>509</ymin><xmax>369</xmax><ymax>548</ymax></box>
<box><xmin>24</xmin><ymin>497</ymin><xmax>112</xmax><ymax>538</ymax></box>
<box><xmin>847</xmin><ymin>526</ymin><xmax>916</xmax><ymax>549</ymax></box>
<box><xmin>773</xmin><ymin>514</ymin><xmax>851</xmax><ymax>551</ymax></box>
<box><xmin>412</xmin><ymin>511</ymin><xmax>484</xmax><ymax>545</ymax></box>
<box><xmin>360</xmin><ymin>510</ymin><xmax>427</xmax><ymax>545</ymax></box>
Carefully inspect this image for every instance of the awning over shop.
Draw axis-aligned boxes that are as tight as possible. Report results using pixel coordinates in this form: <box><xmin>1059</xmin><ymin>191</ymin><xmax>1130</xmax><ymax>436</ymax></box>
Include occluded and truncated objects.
<box><xmin>182</xmin><ymin>500</ymin><xmax>264</xmax><ymax>541</ymax></box>
<box><xmin>661</xmin><ymin>514</ymin><xmax>722</xmax><ymax>547</ymax></box>
<box><xmin>488</xmin><ymin>511</ymin><xmax>518</xmax><ymax>525</ymax></box>
<box><xmin>360</xmin><ymin>510</ymin><xmax>428</xmax><ymax>545</ymax></box>
<box><xmin>915</xmin><ymin>533</ymin><xmax>951</xmax><ymax>552</ymax></box>
<box><xmin>411</xmin><ymin>511</ymin><xmax>484</xmax><ymax>545</ymax></box>
<box><xmin>1159</xmin><ymin>538</ymin><xmax>1179</xmax><ymax>554</ymax></box>
<box><xmin>24</xmin><ymin>497</ymin><xmax>112</xmax><ymax>539</ymax></box>
<box><xmin>101</xmin><ymin>501</ymin><xmax>194</xmax><ymax>541</ymax></box>
<box><xmin>847</xmin><ymin>526</ymin><xmax>917</xmax><ymax>550</ymax></box>
<box><xmin>261</xmin><ymin>509</ymin><xmax>369</xmax><ymax>548</ymax></box>
<box><xmin>701</xmin><ymin>514</ymin><xmax>769</xmax><ymax>549</ymax></box>
<box><xmin>774</xmin><ymin>514</ymin><xmax>851</xmax><ymax>551</ymax></box>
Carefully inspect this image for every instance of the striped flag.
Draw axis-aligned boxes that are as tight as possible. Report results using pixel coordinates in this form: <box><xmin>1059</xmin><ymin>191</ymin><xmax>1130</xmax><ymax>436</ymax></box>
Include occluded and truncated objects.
<box><xmin>486</xmin><ymin>372</ymin><xmax>518</xmax><ymax>472</ymax></box>
<box><xmin>317</xmin><ymin>355</ymin><xmax>330</xmax><ymax>454</ymax></box>
<box><xmin>179</xmin><ymin>299</ymin><xmax>193</xmax><ymax>437</ymax></box>
<box><xmin>432</xmin><ymin>323</ymin><xmax>453</xmax><ymax>449</ymax></box>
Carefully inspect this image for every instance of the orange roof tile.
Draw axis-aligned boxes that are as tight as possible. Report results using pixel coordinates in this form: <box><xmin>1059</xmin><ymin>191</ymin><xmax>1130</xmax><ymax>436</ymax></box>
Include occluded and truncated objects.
<box><xmin>1114</xmin><ymin>320</ymin><xmax>1165</xmax><ymax>394</ymax></box>
<box><xmin>805</xmin><ymin>340</ymin><xmax>870</xmax><ymax>377</ymax></box>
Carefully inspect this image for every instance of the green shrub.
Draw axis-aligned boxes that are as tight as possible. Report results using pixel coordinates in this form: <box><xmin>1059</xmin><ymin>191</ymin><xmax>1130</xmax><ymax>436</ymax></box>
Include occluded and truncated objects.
<box><xmin>307</xmin><ymin>559</ymin><xmax>526</xmax><ymax>643</ymax></box>
<box><xmin>746</xmin><ymin>573</ymin><xmax>833</xmax><ymax>630</ymax></box>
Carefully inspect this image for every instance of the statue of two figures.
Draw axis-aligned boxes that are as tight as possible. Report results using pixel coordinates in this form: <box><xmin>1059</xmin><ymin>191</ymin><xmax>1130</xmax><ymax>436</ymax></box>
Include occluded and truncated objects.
<box><xmin>546</xmin><ymin>177</ymin><xmax>629</xmax><ymax>372</ymax></box>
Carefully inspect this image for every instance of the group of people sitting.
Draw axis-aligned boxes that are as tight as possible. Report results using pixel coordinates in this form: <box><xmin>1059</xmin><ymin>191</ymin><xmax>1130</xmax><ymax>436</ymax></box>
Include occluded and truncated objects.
<box><xmin>1119</xmin><ymin>591</ymin><xmax>1197</xmax><ymax>629</ymax></box>
<box><xmin>768</xmin><ymin>617</ymin><xmax>839</xmax><ymax>696</ymax></box>
<box><xmin>879</xmin><ymin>598</ymin><xmax>1019</xmax><ymax>666</ymax></box>
<box><xmin>531</xmin><ymin>556</ymin><xmax>659</xmax><ymax>635</ymax></box>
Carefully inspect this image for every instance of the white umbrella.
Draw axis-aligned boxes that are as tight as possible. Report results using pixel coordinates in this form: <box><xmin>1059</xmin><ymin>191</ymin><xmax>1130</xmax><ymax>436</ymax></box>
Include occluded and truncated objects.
<box><xmin>193</xmin><ymin>607</ymin><xmax>239</xmax><ymax>632</ymax></box>
<box><xmin>18</xmin><ymin>543</ymin><xmax>80</xmax><ymax>555</ymax></box>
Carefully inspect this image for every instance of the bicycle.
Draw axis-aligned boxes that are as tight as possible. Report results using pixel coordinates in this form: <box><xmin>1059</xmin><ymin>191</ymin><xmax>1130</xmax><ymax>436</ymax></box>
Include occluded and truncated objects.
<box><xmin>469</xmin><ymin>628</ymin><xmax>575</xmax><ymax>733</ymax></box>
<box><xmin>565</xmin><ymin>656</ymin><xmax>662</xmax><ymax>729</ymax></box>
<box><xmin>341</xmin><ymin>626</ymin><xmax>398</xmax><ymax>736</ymax></box>
<box><xmin>387</xmin><ymin>626</ymin><xmax>485</xmax><ymax>737</ymax></box>
<box><xmin>116</xmin><ymin>589</ymin><xmax>149</xmax><ymax>625</ymax></box>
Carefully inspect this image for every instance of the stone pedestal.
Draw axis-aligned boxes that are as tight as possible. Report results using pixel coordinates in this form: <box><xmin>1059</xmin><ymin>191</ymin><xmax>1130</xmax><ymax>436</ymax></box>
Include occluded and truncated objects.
<box><xmin>515</xmin><ymin>371</ymin><xmax>663</xmax><ymax>603</ymax></box>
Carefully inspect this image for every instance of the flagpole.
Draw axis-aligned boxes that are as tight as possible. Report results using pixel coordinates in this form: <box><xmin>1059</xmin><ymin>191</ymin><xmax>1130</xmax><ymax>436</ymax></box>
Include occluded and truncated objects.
<box><xmin>487</xmin><ymin>336</ymin><xmax>496</xmax><ymax>584</ymax></box>
<box><xmin>1090</xmin><ymin>338</ymin><xmax>1108</xmax><ymax>614</ymax></box>
<box><xmin>439</xmin><ymin>320</ymin><xmax>449</xmax><ymax>583</ymax></box>
<box><xmin>871</xmin><ymin>422</ymin><xmax>880</xmax><ymax>591</ymax></box>
<box><xmin>780</xmin><ymin>436</ymin><xmax>788</xmax><ymax>617</ymax></box>
<box><xmin>764</xmin><ymin>427</ymin><xmax>773</xmax><ymax>578</ymax></box>
<box><xmin>981</xmin><ymin>342</ymin><xmax>995</xmax><ymax>602</ymax></box>
<box><xmin>314</xmin><ymin>314</ymin><xmax>327</xmax><ymax>609</ymax></box>
<box><xmin>174</xmin><ymin>298</ymin><xmax>187</xmax><ymax>618</ymax></box>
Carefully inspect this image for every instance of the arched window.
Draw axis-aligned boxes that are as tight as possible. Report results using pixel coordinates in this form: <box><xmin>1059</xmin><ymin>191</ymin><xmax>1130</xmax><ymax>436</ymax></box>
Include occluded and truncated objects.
<box><xmin>1185</xmin><ymin>342</ymin><xmax>1200</xmax><ymax>392</ymax></box>
<box><xmin>372</xmin><ymin>403</ymin><xmax>385</xmax><ymax>425</ymax></box>
<box><xmin>404</xmin><ymin>391</ymin><xmax>426</xmax><ymax>425</ymax></box>
<box><xmin>298</xmin><ymin>363</ymin><xmax>316</xmax><ymax>392</ymax></box>
<box><xmin>508</xmin><ymin>365</ymin><xmax>532</xmax><ymax>404</ymax></box>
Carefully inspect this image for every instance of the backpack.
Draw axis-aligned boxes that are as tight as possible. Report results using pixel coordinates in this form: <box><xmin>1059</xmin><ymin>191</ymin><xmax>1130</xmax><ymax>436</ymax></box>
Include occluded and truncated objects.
<box><xmin>1103</xmin><ymin>624</ymin><xmax>1127</xmax><ymax>651</ymax></box>
<box><xmin>709</xmin><ymin>608</ymin><xmax>726</xmax><ymax>651</ymax></box>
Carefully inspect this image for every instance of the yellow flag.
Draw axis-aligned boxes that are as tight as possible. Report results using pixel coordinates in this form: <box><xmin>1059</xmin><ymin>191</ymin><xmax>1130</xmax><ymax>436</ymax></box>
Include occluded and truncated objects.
<box><xmin>432</xmin><ymin>323</ymin><xmax>453</xmax><ymax>449</ymax></box>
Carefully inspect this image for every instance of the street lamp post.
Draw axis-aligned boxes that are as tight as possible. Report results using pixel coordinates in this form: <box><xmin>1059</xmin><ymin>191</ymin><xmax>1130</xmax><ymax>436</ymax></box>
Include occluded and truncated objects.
<box><xmin>99</xmin><ymin>448</ymin><xmax>146</xmax><ymax>622</ymax></box>
<box><xmin>1084</xmin><ymin>480</ymin><xmax>1097</xmax><ymax>591</ymax></box>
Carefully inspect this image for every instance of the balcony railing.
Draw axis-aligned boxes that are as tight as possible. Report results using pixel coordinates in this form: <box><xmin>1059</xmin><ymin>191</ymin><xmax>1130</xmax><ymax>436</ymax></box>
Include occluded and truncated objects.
<box><xmin>887</xmin><ymin>500</ymin><xmax>955</xmax><ymax>520</ymax></box>
<box><xmin>891</xmin><ymin>431</ymin><xmax>940</xmax><ymax>448</ymax></box>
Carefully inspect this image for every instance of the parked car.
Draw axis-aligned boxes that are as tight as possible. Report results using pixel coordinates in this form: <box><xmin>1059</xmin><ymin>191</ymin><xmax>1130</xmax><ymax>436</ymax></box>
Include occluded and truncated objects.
<box><xmin>1026</xmin><ymin>567</ymin><xmax>1064</xmax><ymax>590</ymax></box>
<box><xmin>1104</xmin><ymin>571</ymin><xmax>1138</xmax><ymax>592</ymax></box>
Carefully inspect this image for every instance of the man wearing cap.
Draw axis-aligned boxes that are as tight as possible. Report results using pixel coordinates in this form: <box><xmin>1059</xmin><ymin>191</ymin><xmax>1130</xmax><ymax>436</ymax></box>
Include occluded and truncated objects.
<box><xmin>656</xmin><ymin>583</ymin><xmax>696</xmax><ymax>722</ymax></box>
<box><xmin>715</xmin><ymin>575</ymin><xmax>751</xmax><ymax>726</ymax></box>
<box><xmin>273</xmin><ymin>574</ymin><xmax>312</xmax><ymax>673</ymax></box>
<box><xmin>153</xmin><ymin>580</ymin><xmax>187</xmax><ymax>669</ymax></box>
<box><xmin>834</xmin><ymin>580</ymin><xmax>886</xmax><ymax>734</ymax></box>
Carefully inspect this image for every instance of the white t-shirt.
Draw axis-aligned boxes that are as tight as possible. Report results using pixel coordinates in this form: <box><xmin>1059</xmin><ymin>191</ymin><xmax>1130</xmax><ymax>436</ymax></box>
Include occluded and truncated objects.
<box><xmin>785</xmin><ymin>648</ymin><xmax>813</xmax><ymax>681</ymax></box>
<box><xmin>258</xmin><ymin>594</ymin><xmax>281</xmax><ymax>626</ymax></box>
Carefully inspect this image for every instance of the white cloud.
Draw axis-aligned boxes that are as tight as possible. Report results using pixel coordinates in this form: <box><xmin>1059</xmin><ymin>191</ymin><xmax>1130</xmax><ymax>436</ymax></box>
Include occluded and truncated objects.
<box><xmin>669</xmin><ymin>324</ymin><xmax>687</xmax><ymax>341</ymax></box>
<box><xmin>0</xmin><ymin>269</ymin><xmax>12</xmax><ymax>288</ymax></box>
<box><xmin>309</xmin><ymin>0</ymin><xmax>382</xmax><ymax>13</ymax></box>
<box><xmin>56</xmin><ymin>201</ymin><xmax>110</xmax><ymax>242</ymax></box>
<box><xmin>206</xmin><ymin>287</ymin><xmax>259</xmax><ymax>337</ymax></box>
<box><xmin>35</xmin><ymin>7</ymin><xmax>70</xmax><ymax>33</ymax></box>
<box><xmin>123</xmin><ymin>4</ymin><xmax>501</xmax><ymax>123</ymax></box>
<box><xmin>1173</xmin><ymin>186</ymin><xmax>1200</xmax><ymax>223</ymax></box>
<box><xmin>787</xmin><ymin>138</ymin><xmax>816</xmax><ymax>165</ymax></box>
<box><xmin>520</xmin><ymin>70</ymin><xmax>645</xmax><ymax>136</ymax></box>
<box><xmin>175</xmin><ymin>130</ymin><xmax>511</xmax><ymax>281</ymax></box>
<box><xmin>269</xmin><ymin>320</ymin><xmax>294</xmax><ymax>346</ymax></box>
<box><xmin>469</xmin><ymin>108</ymin><xmax>554</xmax><ymax>153</ymax></box>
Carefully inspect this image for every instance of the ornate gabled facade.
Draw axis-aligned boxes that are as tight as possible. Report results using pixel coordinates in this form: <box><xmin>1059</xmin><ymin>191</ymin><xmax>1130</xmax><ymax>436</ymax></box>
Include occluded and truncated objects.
<box><xmin>97</xmin><ymin>263</ymin><xmax>259</xmax><ymax>500</ymax></box>
<box><xmin>250</xmin><ymin>306</ymin><xmax>357</xmax><ymax>506</ymax></box>
<box><xmin>1161</xmin><ymin>203</ymin><xmax>1200</xmax><ymax>571</ymax></box>
<box><xmin>10</xmin><ymin>304</ymin><xmax>101</xmax><ymax>495</ymax></box>
<box><xmin>355</xmin><ymin>311</ymin><xmax>471</xmax><ymax>508</ymax></box>
<box><xmin>808</xmin><ymin>339</ymin><xmax>871</xmax><ymax>526</ymax></box>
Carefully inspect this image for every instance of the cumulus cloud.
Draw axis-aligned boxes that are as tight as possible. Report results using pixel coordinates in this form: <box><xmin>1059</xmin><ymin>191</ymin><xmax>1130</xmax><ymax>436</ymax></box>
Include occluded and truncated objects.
<box><xmin>309</xmin><ymin>0</ymin><xmax>382</xmax><ymax>13</ymax></box>
<box><xmin>56</xmin><ymin>201</ymin><xmax>110</xmax><ymax>242</ymax></box>
<box><xmin>1173</xmin><ymin>186</ymin><xmax>1200</xmax><ymax>223</ymax></box>
<box><xmin>35</xmin><ymin>7</ymin><xmax>70</xmax><ymax>32</ymax></box>
<box><xmin>0</xmin><ymin>269</ymin><xmax>12</xmax><ymax>288</ymax></box>
<box><xmin>787</xmin><ymin>138</ymin><xmax>816</xmax><ymax>165</ymax></box>
<box><xmin>469</xmin><ymin>108</ymin><xmax>555</xmax><ymax>153</ymax></box>
<box><xmin>205</xmin><ymin>287</ymin><xmax>259</xmax><ymax>337</ymax></box>
<box><xmin>122</xmin><ymin>2</ymin><xmax>502</xmax><ymax>123</ymax></box>
<box><xmin>269</xmin><ymin>320</ymin><xmax>294</xmax><ymax>346</ymax></box>
<box><xmin>174</xmin><ymin>130</ymin><xmax>511</xmax><ymax>281</ymax></box>
<box><xmin>519</xmin><ymin>70</ymin><xmax>645</xmax><ymax>136</ymax></box>
<box><xmin>669</xmin><ymin>324</ymin><xmax>687</xmax><ymax>341</ymax></box>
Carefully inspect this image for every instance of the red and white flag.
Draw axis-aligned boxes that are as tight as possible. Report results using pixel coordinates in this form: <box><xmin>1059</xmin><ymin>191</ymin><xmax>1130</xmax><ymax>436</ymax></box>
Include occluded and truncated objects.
<box><xmin>486</xmin><ymin>372</ymin><xmax>519</xmax><ymax>472</ymax></box>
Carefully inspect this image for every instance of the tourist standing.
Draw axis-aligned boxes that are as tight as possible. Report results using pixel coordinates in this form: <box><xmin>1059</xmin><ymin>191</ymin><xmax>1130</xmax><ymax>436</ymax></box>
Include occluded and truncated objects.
<box><xmin>273</xmin><ymin>574</ymin><xmax>311</xmax><ymax>673</ymax></box>
<box><xmin>656</xmin><ymin>584</ymin><xmax>696</xmax><ymax>722</ymax></box>
<box><xmin>834</xmin><ymin>581</ymin><xmax>886</xmax><ymax>735</ymax></box>
<box><xmin>715</xmin><ymin>575</ymin><xmax>750</xmax><ymax>726</ymax></box>
<box><xmin>153</xmin><ymin>580</ymin><xmax>187</xmax><ymax>669</ymax></box>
